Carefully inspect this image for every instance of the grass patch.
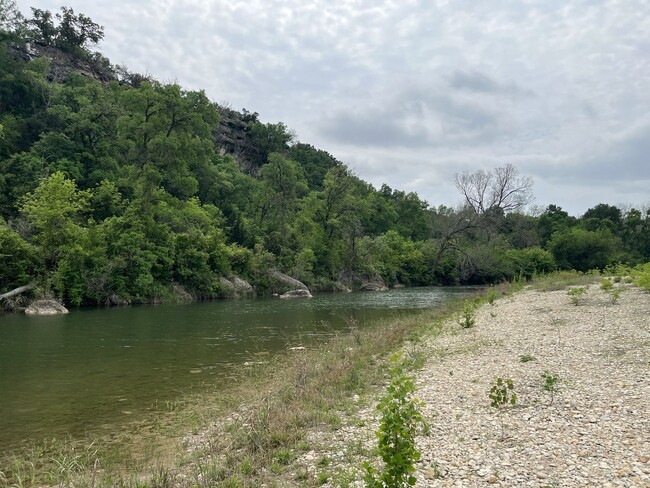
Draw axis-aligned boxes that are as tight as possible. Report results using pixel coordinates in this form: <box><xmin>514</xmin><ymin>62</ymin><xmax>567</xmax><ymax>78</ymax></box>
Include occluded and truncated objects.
<box><xmin>530</xmin><ymin>270</ymin><xmax>599</xmax><ymax>291</ymax></box>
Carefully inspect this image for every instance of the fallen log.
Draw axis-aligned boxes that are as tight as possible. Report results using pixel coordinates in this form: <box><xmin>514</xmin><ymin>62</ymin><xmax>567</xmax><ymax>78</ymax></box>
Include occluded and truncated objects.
<box><xmin>0</xmin><ymin>282</ymin><xmax>37</xmax><ymax>300</ymax></box>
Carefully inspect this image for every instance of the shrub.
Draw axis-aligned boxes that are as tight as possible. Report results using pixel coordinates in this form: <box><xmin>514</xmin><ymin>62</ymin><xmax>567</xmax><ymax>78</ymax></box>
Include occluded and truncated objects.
<box><xmin>567</xmin><ymin>287</ymin><xmax>587</xmax><ymax>305</ymax></box>
<box><xmin>504</xmin><ymin>247</ymin><xmax>556</xmax><ymax>279</ymax></box>
<box><xmin>634</xmin><ymin>263</ymin><xmax>650</xmax><ymax>292</ymax></box>
<box><xmin>459</xmin><ymin>300</ymin><xmax>476</xmax><ymax>329</ymax></box>
<box><xmin>364</xmin><ymin>354</ymin><xmax>423</xmax><ymax>488</ymax></box>
<box><xmin>541</xmin><ymin>371</ymin><xmax>560</xmax><ymax>405</ymax></box>
<box><xmin>489</xmin><ymin>377</ymin><xmax>517</xmax><ymax>439</ymax></box>
<box><xmin>599</xmin><ymin>278</ymin><xmax>613</xmax><ymax>292</ymax></box>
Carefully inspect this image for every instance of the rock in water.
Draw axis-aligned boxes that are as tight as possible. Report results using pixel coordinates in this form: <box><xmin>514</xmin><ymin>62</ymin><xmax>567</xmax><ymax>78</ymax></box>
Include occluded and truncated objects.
<box><xmin>24</xmin><ymin>299</ymin><xmax>69</xmax><ymax>315</ymax></box>
<box><xmin>279</xmin><ymin>289</ymin><xmax>313</xmax><ymax>299</ymax></box>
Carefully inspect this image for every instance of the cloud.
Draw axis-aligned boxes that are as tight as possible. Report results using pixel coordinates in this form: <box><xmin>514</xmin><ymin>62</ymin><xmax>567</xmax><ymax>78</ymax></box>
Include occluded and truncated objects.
<box><xmin>449</xmin><ymin>69</ymin><xmax>535</xmax><ymax>98</ymax></box>
<box><xmin>15</xmin><ymin>0</ymin><xmax>650</xmax><ymax>215</ymax></box>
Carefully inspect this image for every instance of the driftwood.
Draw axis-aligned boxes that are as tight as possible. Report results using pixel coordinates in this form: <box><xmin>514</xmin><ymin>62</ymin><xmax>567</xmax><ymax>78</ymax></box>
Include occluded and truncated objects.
<box><xmin>0</xmin><ymin>282</ymin><xmax>37</xmax><ymax>300</ymax></box>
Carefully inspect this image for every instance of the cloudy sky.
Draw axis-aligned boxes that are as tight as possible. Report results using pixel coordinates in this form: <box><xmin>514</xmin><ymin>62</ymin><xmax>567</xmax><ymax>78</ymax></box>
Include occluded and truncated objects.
<box><xmin>16</xmin><ymin>0</ymin><xmax>650</xmax><ymax>216</ymax></box>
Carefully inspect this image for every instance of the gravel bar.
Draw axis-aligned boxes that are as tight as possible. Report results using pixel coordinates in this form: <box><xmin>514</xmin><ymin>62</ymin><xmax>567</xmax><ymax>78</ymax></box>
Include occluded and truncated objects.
<box><xmin>301</xmin><ymin>283</ymin><xmax>650</xmax><ymax>487</ymax></box>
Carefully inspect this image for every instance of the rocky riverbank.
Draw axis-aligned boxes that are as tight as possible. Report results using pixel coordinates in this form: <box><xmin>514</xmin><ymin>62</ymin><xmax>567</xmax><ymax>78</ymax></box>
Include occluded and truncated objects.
<box><xmin>294</xmin><ymin>282</ymin><xmax>650</xmax><ymax>487</ymax></box>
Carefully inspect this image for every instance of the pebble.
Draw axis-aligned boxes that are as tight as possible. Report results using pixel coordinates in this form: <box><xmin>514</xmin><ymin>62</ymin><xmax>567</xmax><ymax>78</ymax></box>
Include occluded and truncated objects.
<box><xmin>191</xmin><ymin>284</ymin><xmax>650</xmax><ymax>488</ymax></box>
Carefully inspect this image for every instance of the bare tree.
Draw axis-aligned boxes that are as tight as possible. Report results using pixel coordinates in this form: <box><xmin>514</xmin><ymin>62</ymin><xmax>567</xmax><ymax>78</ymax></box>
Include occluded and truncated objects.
<box><xmin>432</xmin><ymin>164</ymin><xmax>534</xmax><ymax>280</ymax></box>
<box><xmin>454</xmin><ymin>163</ymin><xmax>533</xmax><ymax>214</ymax></box>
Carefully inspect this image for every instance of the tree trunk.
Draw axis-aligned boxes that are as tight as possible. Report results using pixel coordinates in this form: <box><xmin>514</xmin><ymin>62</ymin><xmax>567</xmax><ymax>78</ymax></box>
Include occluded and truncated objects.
<box><xmin>0</xmin><ymin>282</ymin><xmax>37</xmax><ymax>300</ymax></box>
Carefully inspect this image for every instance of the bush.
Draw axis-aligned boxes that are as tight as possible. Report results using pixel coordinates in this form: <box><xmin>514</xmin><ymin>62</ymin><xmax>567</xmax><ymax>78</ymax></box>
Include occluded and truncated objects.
<box><xmin>548</xmin><ymin>228</ymin><xmax>620</xmax><ymax>272</ymax></box>
<box><xmin>364</xmin><ymin>354</ymin><xmax>423</xmax><ymax>488</ymax></box>
<box><xmin>504</xmin><ymin>247</ymin><xmax>556</xmax><ymax>279</ymax></box>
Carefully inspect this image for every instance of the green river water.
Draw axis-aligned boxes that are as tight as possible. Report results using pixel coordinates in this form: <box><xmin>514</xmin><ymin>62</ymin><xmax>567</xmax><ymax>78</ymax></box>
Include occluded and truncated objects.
<box><xmin>0</xmin><ymin>287</ymin><xmax>473</xmax><ymax>452</ymax></box>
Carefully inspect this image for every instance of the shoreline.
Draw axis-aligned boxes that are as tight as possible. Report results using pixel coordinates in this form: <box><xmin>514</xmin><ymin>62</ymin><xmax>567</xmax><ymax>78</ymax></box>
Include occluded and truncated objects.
<box><xmin>2</xmin><ymin>276</ymin><xmax>648</xmax><ymax>487</ymax></box>
<box><xmin>288</xmin><ymin>279</ymin><xmax>650</xmax><ymax>487</ymax></box>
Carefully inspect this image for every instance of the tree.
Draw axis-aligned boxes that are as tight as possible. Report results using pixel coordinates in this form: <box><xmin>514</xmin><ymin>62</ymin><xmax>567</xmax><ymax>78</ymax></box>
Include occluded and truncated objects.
<box><xmin>537</xmin><ymin>204</ymin><xmax>576</xmax><ymax>246</ymax></box>
<box><xmin>19</xmin><ymin>171</ymin><xmax>89</xmax><ymax>268</ymax></box>
<box><xmin>27</xmin><ymin>7</ymin><xmax>104</xmax><ymax>52</ymax></box>
<box><xmin>581</xmin><ymin>203</ymin><xmax>623</xmax><ymax>233</ymax></box>
<box><xmin>454</xmin><ymin>163</ymin><xmax>533</xmax><ymax>215</ymax></box>
<box><xmin>548</xmin><ymin>227</ymin><xmax>619</xmax><ymax>271</ymax></box>
<box><xmin>0</xmin><ymin>0</ymin><xmax>25</xmax><ymax>34</ymax></box>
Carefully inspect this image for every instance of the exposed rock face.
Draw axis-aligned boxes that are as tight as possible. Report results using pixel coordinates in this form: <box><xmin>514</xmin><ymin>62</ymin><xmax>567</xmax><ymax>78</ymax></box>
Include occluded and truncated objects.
<box><xmin>267</xmin><ymin>271</ymin><xmax>310</xmax><ymax>295</ymax></box>
<box><xmin>24</xmin><ymin>299</ymin><xmax>69</xmax><ymax>315</ymax></box>
<box><xmin>214</xmin><ymin>106</ymin><xmax>263</xmax><ymax>174</ymax></box>
<box><xmin>279</xmin><ymin>289</ymin><xmax>313</xmax><ymax>299</ymax></box>
<box><xmin>219</xmin><ymin>276</ymin><xmax>254</xmax><ymax>298</ymax></box>
<box><xmin>17</xmin><ymin>43</ymin><xmax>116</xmax><ymax>84</ymax></box>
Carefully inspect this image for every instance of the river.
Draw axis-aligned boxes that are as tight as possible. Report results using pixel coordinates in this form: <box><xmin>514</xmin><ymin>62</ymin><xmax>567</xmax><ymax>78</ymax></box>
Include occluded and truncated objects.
<box><xmin>0</xmin><ymin>287</ymin><xmax>474</xmax><ymax>452</ymax></box>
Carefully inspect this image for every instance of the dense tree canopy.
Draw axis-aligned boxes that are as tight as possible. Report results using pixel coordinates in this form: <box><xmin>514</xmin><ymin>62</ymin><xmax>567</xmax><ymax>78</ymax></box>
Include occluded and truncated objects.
<box><xmin>0</xmin><ymin>6</ymin><xmax>647</xmax><ymax>306</ymax></box>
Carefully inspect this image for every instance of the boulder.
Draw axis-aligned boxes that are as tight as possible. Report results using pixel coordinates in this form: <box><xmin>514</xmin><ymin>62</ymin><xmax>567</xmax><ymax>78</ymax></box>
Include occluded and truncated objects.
<box><xmin>279</xmin><ymin>289</ymin><xmax>313</xmax><ymax>299</ymax></box>
<box><xmin>25</xmin><ymin>299</ymin><xmax>69</xmax><ymax>315</ymax></box>
<box><xmin>219</xmin><ymin>276</ymin><xmax>254</xmax><ymax>298</ymax></box>
<box><xmin>267</xmin><ymin>271</ymin><xmax>309</xmax><ymax>295</ymax></box>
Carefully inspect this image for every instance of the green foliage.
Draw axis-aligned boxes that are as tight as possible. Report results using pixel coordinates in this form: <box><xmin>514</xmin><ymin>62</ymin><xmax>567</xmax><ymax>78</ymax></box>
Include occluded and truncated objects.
<box><xmin>364</xmin><ymin>354</ymin><xmax>423</xmax><ymax>488</ymax></box>
<box><xmin>634</xmin><ymin>263</ymin><xmax>650</xmax><ymax>292</ymax></box>
<box><xmin>567</xmin><ymin>287</ymin><xmax>586</xmax><ymax>306</ymax></box>
<box><xmin>0</xmin><ymin>21</ymin><xmax>646</xmax><ymax>306</ymax></box>
<box><xmin>489</xmin><ymin>377</ymin><xmax>517</xmax><ymax>409</ymax></box>
<box><xmin>485</xmin><ymin>287</ymin><xmax>498</xmax><ymax>305</ymax></box>
<box><xmin>541</xmin><ymin>371</ymin><xmax>560</xmax><ymax>405</ymax></box>
<box><xmin>548</xmin><ymin>227</ymin><xmax>620</xmax><ymax>272</ymax></box>
<box><xmin>504</xmin><ymin>247</ymin><xmax>556</xmax><ymax>279</ymax></box>
<box><xmin>27</xmin><ymin>6</ymin><xmax>104</xmax><ymax>52</ymax></box>
<box><xmin>608</xmin><ymin>288</ymin><xmax>622</xmax><ymax>303</ymax></box>
<box><xmin>0</xmin><ymin>223</ymin><xmax>38</xmax><ymax>292</ymax></box>
<box><xmin>519</xmin><ymin>354</ymin><xmax>535</xmax><ymax>363</ymax></box>
<box><xmin>489</xmin><ymin>377</ymin><xmax>517</xmax><ymax>439</ymax></box>
<box><xmin>599</xmin><ymin>278</ymin><xmax>613</xmax><ymax>291</ymax></box>
<box><xmin>459</xmin><ymin>300</ymin><xmax>476</xmax><ymax>328</ymax></box>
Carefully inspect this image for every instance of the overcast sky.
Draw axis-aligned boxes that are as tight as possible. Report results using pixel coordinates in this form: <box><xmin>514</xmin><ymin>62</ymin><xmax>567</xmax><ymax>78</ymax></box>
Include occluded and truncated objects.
<box><xmin>16</xmin><ymin>0</ymin><xmax>650</xmax><ymax>216</ymax></box>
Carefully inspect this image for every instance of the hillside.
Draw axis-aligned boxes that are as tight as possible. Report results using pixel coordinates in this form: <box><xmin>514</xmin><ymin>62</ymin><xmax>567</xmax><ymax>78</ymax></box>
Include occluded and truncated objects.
<box><xmin>1</xmin><ymin>5</ymin><xmax>648</xmax><ymax>308</ymax></box>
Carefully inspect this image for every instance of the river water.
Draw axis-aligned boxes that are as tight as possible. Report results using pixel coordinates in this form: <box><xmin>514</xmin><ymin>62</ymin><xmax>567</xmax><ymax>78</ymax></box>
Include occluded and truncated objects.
<box><xmin>0</xmin><ymin>287</ymin><xmax>474</xmax><ymax>452</ymax></box>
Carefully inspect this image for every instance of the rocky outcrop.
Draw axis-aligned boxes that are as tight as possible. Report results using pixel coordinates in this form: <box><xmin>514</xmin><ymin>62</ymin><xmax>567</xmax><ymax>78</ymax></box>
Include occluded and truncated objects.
<box><xmin>219</xmin><ymin>276</ymin><xmax>254</xmax><ymax>298</ymax></box>
<box><xmin>214</xmin><ymin>106</ymin><xmax>263</xmax><ymax>174</ymax></box>
<box><xmin>24</xmin><ymin>299</ymin><xmax>69</xmax><ymax>315</ymax></box>
<box><xmin>267</xmin><ymin>271</ymin><xmax>310</xmax><ymax>295</ymax></box>
<box><xmin>16</xmin><ymin>43</ymin><xmax>116</xmax><ymax>84</ymax></box>
<box><xmin>279</xmin><ymin>289</ymin><xmax>313</xmax><ymax>299</ymax></box>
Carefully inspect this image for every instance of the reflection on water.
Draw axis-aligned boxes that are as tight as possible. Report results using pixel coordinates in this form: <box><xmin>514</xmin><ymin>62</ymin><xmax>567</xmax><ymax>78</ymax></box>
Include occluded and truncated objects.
<box><xmin>0</xmin><ymin>287</ymin><xmax>474</xmax><ymax>450</ymax></box>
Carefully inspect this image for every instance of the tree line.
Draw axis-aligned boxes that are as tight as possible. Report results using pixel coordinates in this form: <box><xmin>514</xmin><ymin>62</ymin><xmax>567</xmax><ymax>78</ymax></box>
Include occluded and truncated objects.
<box><xmin>1</xmin><ymin>4</ymin><xmax>648</xmax><ymax>306</ymax></box>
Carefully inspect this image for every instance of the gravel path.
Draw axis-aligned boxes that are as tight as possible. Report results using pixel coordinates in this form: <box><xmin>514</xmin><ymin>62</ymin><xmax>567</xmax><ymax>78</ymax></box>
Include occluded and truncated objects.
<box><xmin>300</xmin><ymin>283</ymin><xmax>650</xmax><ymax>487</ymax></box>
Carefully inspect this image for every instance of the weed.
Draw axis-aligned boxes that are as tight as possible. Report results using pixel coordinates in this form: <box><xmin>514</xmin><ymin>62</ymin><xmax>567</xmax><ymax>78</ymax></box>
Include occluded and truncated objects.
<box><xmin>459</xmin><ymin>300</ymin><xmax>476</xmax><ymax>329</ymax></box>
<box><xmin>609</xmin><ymin>288</ymin><xmax>622</xmax><ymax>304</ymax></box>
<box><xmin>634</xmin><ymin>263</ymin><xmax>650</xmax><ymax>291</ymax></box>
<box><xmin>599</xmin><ymin>279</ymin><xmax>613</xmax><ymax>292</ymax></box>
<box><xmin>489</xmin><ymin>377</ymin><xmax>517</xmax><ymax>439</ymax></box>
<box><xmin>363</xmin><ymin>354</ymin><xmax>423</xmax><ymax>487</ymax></box>
<box><xmin>542</xmin><ymin>371</ymin><xmax>560</xmax><ymax>405</ymax></box>
<box><xmin>519</xmin><ymin>354</ymin><xmax>535</xmax><ymax>363</ymax></box>
<box><xmin>486</xmin><ymin>287</ymin><xmax>498</xmax><ymax>305</ymax></box>
<box><xmin>567</xmin><ymin>287</ymin><xmax>587</xmax><ymax>305</ymax></box>
<box><xmin>317</xmin><ymin>471</ymin><xmax>330</xmax><ymax>485</ymax></box>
